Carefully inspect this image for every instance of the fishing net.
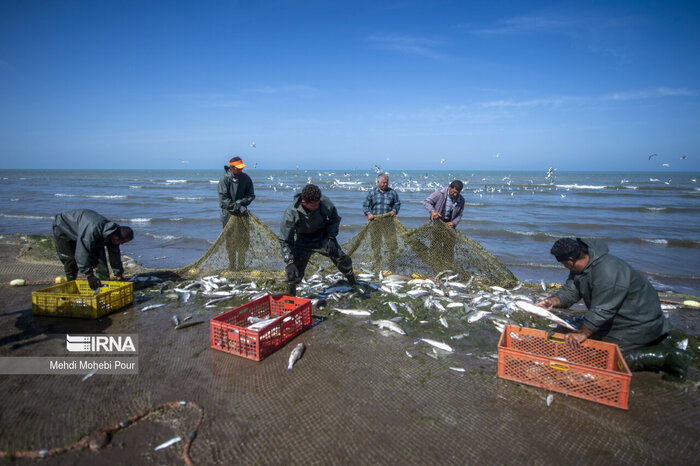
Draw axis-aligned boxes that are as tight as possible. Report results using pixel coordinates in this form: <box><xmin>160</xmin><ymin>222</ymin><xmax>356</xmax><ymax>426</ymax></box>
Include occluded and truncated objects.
<box><xmin>176</xmin><ymin>212</ymin><xmax>516</xmax><ymax>286</ymax></box>
<box><xmin>314</xmin><ymin>214</ymin><xmax>518</xmax><ymax>287</ymax></box>
<box><xmin>176</xmin><ymin>213</ymin><xmax>286</xmax><ymax>280</ymax></box>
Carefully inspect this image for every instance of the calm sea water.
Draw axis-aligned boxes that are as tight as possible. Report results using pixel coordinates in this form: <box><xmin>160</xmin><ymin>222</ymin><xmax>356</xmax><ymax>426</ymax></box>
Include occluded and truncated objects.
<box><xmin>1</xmin><ymin>169</ymin><xmax>699</xmax><ymax>295</ymax></box>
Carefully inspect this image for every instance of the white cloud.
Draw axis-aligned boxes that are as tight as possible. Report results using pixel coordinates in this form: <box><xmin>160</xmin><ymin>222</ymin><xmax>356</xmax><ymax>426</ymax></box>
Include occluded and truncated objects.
<box><xmin>366</xmin><ymin>34</ymin><xmax>449</xmax><ymax>60</ymax></box>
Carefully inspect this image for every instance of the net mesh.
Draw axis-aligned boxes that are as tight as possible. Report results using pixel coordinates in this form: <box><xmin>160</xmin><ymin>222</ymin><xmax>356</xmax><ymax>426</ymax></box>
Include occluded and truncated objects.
<box><xmin>176</xmin><ymin>212</ymin><xmax>517</xmax><ymax>286</ymax></box>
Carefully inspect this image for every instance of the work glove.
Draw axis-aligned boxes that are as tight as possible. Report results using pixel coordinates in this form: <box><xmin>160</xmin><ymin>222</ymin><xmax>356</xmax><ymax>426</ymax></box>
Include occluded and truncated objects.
<box><xmin>325</xmin><ymin>238</ymin><xmax>338</xmax><ymax>256</ymax></box>
<box><xmin>238</xmin><ymin>204</ymin><xmax>247</xmax><ymax>215</ymax></box>
<box><xmin>87</xmin><ymin>274</ymin><xmax>102</xmax><ymax>291</ymax></box>
<box><xmin>285</xmin><ymin>262</ymin><xmax>300</xmax><ymax>282</ymax></box>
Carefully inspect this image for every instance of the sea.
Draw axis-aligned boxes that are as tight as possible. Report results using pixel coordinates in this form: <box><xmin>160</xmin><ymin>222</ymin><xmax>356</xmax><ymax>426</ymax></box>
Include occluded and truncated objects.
<box><xmin>1</xmin><ymin>169</ymin><xmax>699</xmax><ymax>296</ymax></box>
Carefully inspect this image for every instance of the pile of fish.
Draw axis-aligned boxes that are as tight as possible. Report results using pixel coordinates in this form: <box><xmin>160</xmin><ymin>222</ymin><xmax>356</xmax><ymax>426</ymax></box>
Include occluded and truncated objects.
<box><xmin>133</xmin><ymin>270</ymin><xmax>578</xmax><ymax>370</ymax></box>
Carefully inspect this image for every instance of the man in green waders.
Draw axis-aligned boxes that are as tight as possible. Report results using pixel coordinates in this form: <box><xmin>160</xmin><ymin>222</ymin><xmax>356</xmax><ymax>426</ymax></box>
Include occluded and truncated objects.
<box><xmin>218</xmin><ymin>156</ymin><xmax>255</xmax><ymax>270</ymax></box>
<box><xmin>537</xmin><ymin>238</ymin><xmax>690</xmax><ymax>381</ymax></box>
<box><xmin>279</xmin><ymin>184</ymin><xmax>360</xmax><ymax>296</ymax></box>
<box><xmin>52</xmin><ymin>209</ymin><xmax>134</xmax><ymax>290</ymax></box>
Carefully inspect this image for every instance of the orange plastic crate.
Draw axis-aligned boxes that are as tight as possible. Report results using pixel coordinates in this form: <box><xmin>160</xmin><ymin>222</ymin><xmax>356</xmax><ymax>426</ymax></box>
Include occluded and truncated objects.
<box><xmin>210</xmin><ymin>294</ymin><xmax>312</xmax><ymax>361</ymax></box>
<box><xmin>498</xmin><ymin>325</ymin><xmax>632</xmax><ymax>410</ymax></box>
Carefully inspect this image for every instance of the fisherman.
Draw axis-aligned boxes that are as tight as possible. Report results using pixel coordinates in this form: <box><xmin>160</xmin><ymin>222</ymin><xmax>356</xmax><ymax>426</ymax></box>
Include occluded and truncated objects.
<box><xmin>218</xmin><ymin>156</ymin><xmax>255</xmax><ymax>270</ymax></box>
<box><xmin>362</xmin><ymin>173</ymin><xmax>401</xmax><ymax>270</ymax></box>
<box><xmin>52</xmin><ymin>209</ymin><xmax>133</xmax><ymax>290</ymax></box>
<box><xmin>279</xmin><ymin>184</ymin><xmax>359</xmax><ymax>296</ymax></box>
<box><xmin>537</xmin><ymin>238</ymin><xmax>690</xmax><ymax>381</ymax></box>
<box><xmin>423</xmin><ymin>180</ymin><xmax>465</xmax><ymax>263</ymax></box>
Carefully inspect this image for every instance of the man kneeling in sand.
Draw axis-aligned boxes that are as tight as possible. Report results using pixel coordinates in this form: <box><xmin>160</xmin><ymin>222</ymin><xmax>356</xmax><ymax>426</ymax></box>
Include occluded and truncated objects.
<box><xmin>52</xmin><ymin>209</ymin><xmax>134</xmax><ymax>290</ymax></box>
<box><xmin>537</xmin><ymin>237</ymin><xmax>690</xmax><ymax>381</ymax></box>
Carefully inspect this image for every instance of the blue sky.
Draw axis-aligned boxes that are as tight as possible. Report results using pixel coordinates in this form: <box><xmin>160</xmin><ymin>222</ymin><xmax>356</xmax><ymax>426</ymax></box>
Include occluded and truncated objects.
<box><xmin>0</xmin><ymin>0</ymin><xmax>698</xmax><ymax>171</ymax></box>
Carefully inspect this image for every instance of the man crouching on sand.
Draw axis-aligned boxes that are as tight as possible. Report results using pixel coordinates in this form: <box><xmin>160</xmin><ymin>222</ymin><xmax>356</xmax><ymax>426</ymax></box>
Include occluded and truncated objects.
<box><xmin>537</xmin><ymin>237</ymin><xmax>690</xmax><ymax>381</ymax></box>
<box><xmin>52</xmin><ymin>209</ymin><xmax>134</xmax><ymax>290</ymax></box>
<box><xmin>279</xmin><ymin>184</ymin><xmax>360</xmax><ymax>296</ymax></box>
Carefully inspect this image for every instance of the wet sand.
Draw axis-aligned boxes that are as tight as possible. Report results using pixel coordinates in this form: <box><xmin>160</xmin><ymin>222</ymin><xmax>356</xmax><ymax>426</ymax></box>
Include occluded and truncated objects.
<box><xmin>0</xmin><ymin>238</ymin><xmax>698</xmax><ymax>464</ymax></box>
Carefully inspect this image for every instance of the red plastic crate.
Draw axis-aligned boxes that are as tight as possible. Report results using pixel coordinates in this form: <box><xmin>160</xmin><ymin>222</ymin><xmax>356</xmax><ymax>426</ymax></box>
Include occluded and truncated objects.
<box><xmin>210</xmin><ymin>294</ymin><xmax>312</xmax><ymax>361</ymax></box>
<box><xmin>498</xmin><ymin>325</ymin><xmax>632</xmax><ymax>410</ymax></box>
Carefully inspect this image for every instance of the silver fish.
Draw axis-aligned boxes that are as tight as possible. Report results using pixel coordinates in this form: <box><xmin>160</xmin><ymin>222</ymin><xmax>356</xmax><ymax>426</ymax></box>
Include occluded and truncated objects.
<box><xmin>540</xmin><ymin>279</ymin><xmax>546</xmax><ymax>292</ymax></box>
<box><xmin>154</xmin><ymin>436</ymin><xmax>181</xmax><ymax>451</ymax></box>
<box><xmin>332</xmin><ymin>308</ymin><xmax>371</xmax><ymax>316</ymax></box>
<box><xmin>439</xmin><ymin>316</ymin><xmax>449</xmax><ymax>328</ymax></box>
<box><xmin>515</xmin><ymin>301</ymin><xmax>575</xmax><ymax>330</ymax></box>
<box><xmin>388</xmin><ymin>302</ymin><xmax>399</xmax><ymax>313</ymax></box>
<box><xmin>417</xmin><ymin>338</ymin><xmax>454</xmax><ymax>352</ymax></box>
<box><xmin>288</xmin><ymin>343</ymin><xmax>305</xmax><ymax>370</ymax></box>
<box><xmin>467</xmin><ymin>310</ymin><xmax>491</xmax><ymax>323</ymax></box>
<box><xmin>171</xmin><ymin>315</ymin><xmax>181</xmax><ymax>327</ymax></box>
<box><xmin>446</xmin><ymin>302</ymin><xmax>464</xmax><ymax>309</ymax></box>
<box><xmin>175</xmin><ymin>320</ymin><xmax>204</xmax><ymax>330</ymax></box>
<box><xmin>449</xmin><ymin>367</ymin><xmax>466</xmax><ymax>373</ymax></box>
<box><xmin>248</xmin><ymin>316</ymin><xmax>280</xmax><ymax>330</ymax></box>
<box><xmin>81</xmin><ymin>367</ymin><xmax>98</xmax><ymax>382</ymax></box>
<box><xmin>369</xmin><ymin>319</ymin><xmax>406</xmax><ymax>335</ymax></box>
<box><xmin>141</xmin><ymin>303</ymin><xmax>166</xmax><ymax>312</ymax></box>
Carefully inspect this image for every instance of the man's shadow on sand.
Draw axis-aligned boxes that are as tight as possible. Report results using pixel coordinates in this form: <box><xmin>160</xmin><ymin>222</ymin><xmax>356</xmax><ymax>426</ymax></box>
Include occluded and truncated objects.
<box><xmin>0</xmin><ymin>308</ymin><xmax>113</xmax><ymax>351</ymax></box>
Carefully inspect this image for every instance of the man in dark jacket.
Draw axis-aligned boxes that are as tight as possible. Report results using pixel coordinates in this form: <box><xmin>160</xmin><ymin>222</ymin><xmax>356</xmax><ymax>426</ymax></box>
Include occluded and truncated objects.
<box><xmin>217</xmin><ymin>156</ymin><xmax>255</xmax><ymax>270</ymax></box>
<box><xmin>52</xmin><ymin>209</ymin><xmax>134</xmax><ymax>290</ymax></box>
<box><xmin>279</xmin><ymin>184</ymin><xmax>357</xmax><ymax>296</ymax></box>
<box><xmin>537</xmin><ymin>238</ymin><xmax>689</xmax><ymax>381</ymax></box>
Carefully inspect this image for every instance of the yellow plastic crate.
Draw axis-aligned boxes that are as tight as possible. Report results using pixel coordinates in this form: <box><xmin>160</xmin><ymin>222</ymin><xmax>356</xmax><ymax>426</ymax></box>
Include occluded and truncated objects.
<box><xmin>32</xmin><ymin>280</ymin><xmax>133</xmax><ymax>319</ymax></box>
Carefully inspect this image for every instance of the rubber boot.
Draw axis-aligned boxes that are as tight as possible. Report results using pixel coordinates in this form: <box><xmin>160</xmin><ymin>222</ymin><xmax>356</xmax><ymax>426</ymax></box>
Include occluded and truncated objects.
<box><xmin>346</xmin><ymin>274</ymin><xmax>366</xmax><ymax>296</ymax></box>
<box><xmin>660</xmin><ymin>348</ymin><xmax>691</xmax><ymax>382</ymax></box>
<box><xmin>625</xmin><ymin>345</ymin><xmax>690</xmax><ymax>382</ymax></box>
<box><xmin>286</xmin><ymin>283</ymin><xmax>297</xmax><ymax>297</ymax></box>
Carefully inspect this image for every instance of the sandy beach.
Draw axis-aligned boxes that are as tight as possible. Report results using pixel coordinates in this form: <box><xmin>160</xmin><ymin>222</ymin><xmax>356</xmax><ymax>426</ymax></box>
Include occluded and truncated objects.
<box><xmin>0</xmin><ymin>235</ymin><xmax>698</xmax><ymax>464</ymax></box>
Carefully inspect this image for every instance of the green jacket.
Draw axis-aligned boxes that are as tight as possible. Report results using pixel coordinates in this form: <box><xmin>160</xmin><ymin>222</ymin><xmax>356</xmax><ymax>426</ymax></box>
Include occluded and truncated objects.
<box><xmin>217</xmin><ymin>171</ymin><xmax>255</xmax><ymax>219</ymax></box>
<box><xmin>279</xmin><ymin>193</ymin><xmax>341</xmax><ymax>262</ymax></box>
<box><xmin>554</xmin><ymin>239</ymin><xmax>669</xmax><ymax>345</ymax></box>
<box><xmin>53</xmin><ymin>209</ymin><xmax>124</xmax><ymax>276</ymax></box>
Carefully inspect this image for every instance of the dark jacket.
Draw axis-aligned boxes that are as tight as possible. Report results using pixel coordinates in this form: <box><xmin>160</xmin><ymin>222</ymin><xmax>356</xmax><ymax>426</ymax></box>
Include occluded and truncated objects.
<box><xmin>423</xmin><ymin>187</ymin><xmax>465</xmax><ymax>227</ymax></box>
<box><xmin>217</xmin><ymin>171</ymin><xmax>255</xmax><ymax>219</ymax></box>
<box><xmin>554</xmin><ymin>239</ymin><xmax>669</xmax><ymax>345</ymax></box>
<box><xmin>279</xmin><ymin>193</ymin><xmax>341</xmax><ymax>262</ymax></box>
<box><xmin>52</xmin><ymin>209</ymin><xmax>124</xmax><ymax>276</ymax></box>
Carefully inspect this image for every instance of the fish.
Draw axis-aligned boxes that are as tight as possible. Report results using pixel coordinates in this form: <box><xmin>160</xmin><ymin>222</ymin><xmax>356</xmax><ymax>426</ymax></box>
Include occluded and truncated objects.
<box><xmin>332</xmin><ymin>308</ymin><xmax>371</xmax><ymax>316</ymax></box>
<box><xmin>450</xmin><ymin>332</ymin><xmax>469</xmax><ymax>340</ymax></box>
<box><xmin>82</xmin><ymin>368</ymin><xmax>98</xmax><ymax>382</ymax></box>
<box><xmin>287</xmin><ymin>343</ymin><xmax>305</xmax><ymax>370</ymax></box>
<box><xmin>405</xmin><ymin>351</ymin><xmax>413</xmax><ymax>358</ymax></box>
<box><xmin>446</xmin><ymin>302</ymin><xmax>464</xmax><ymax>309</ymax></box>
<box><xmin>417</xmin><ymin>338</ymin><xmax>454</xmax><ymax>352</ymax></box>
<box><xmin>449</xmin><ymin>367</ymin><xmax>466</xmax><ymax>373</ymax></box>
<box><xmin>248</xmin><ymin>316</ymin><xmax>280</xmax><ymax>330</ymax></box>
<box><xmin>171</xmin><ymin>315</ymin><xmax>181</xmax><ymax>327</ymax></box>
<box><xmin>388</xmin><ymin>302</ymin><xmax>399</xmax><ymax>313</ymax></box>
<box><xmin>439</xmin><ymin>316</ymin><xmax>449</xmax><ymax>328</ymax></box>
<box><xmin>154</xmin><ymin>436</ymin><xmax>182</xmax><ymax>451</ymax></box>
<box><xmin>406</xmin><ymin>289</ymin><xmax>429</xmax><ymax>298</ymax></box>
<box><xmin>546</xmin><ymin>394</ymin><xmax>554</xmax><ymax>407</ymax></box>
<box><xmin>468</xmin><ymin>310</ymin><xmax>491</xmax><ymax>323</ymax></box>
<box><xmin>175</xmin><ymin>320</ymin><xmax>204</xmax><ymax>330</ymax></box>
<box><xmin>204</xmin><ymin>296</ymin><xmax>235</xmax><ymax>307</ymax></box>
<box><xmin>490</xmin><ymin>286</ymin><xmax>506</xmax><ymax>292</ymax></box>
<box><xmin>540</xmin><ymin>279</ymin><xmax>546</xmax><ymax>292</ymax></box>
<box><xmin>141</xmin><ymin>303</ymin><xmax>166</xmax><ymax>312</ymax></box>
<box><xmin>369</xmin><ymin>319</ymin><xmax>406</xmax><ymax>335</ymax></box>
<box><xmin>514</xmin><ymin>301</ymin><xmax>576</xmax><ymax>330</ymax></box>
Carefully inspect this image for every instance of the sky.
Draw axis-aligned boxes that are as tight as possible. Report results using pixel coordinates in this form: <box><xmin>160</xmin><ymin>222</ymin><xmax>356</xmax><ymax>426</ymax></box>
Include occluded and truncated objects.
<box><xmin>0</xmin><ymin>0</ymin><xmax>698</xmax><ymax>171</ymax></box>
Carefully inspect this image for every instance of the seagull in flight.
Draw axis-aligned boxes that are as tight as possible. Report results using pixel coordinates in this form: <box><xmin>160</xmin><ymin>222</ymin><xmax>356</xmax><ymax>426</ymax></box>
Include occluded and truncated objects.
<box><xmin>662</xmin><ymin>163</ymin><xmax>670</xmax><ymax>167</ymax></box>
<box><xmin>680</xmin><ymin>155</ymin><xmax>687</xmax><ymax>160</ymax></box>
<box><xmin>648</xmin><ymin>153</ymin><xmax>657</xmax><ymax>160</ymax></box>
<box><xmin>251</xmin><ymin>141</ymin><xmax>256</xmax><ymax>148</ymax></box>
<box><xmin>440</xmin><ymin>158</ymin><xmax>446</xmax><ymax>164</ymax></box>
